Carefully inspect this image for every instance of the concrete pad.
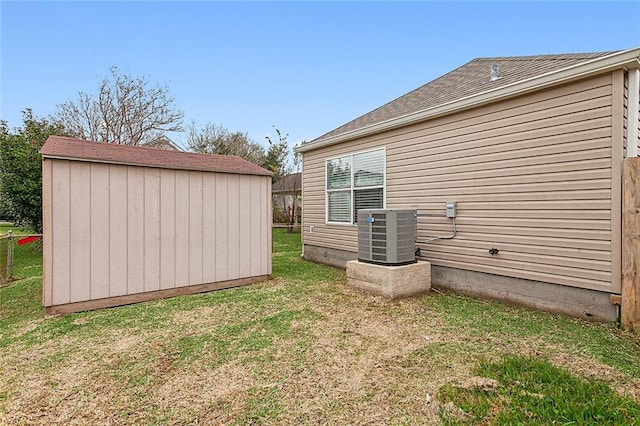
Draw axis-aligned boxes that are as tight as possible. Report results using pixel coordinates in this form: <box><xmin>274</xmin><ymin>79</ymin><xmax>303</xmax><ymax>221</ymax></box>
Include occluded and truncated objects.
<box><xmin>346</xmin><ymin>260</ymin><xmax>431</xmax><ymax>299</ymax></box>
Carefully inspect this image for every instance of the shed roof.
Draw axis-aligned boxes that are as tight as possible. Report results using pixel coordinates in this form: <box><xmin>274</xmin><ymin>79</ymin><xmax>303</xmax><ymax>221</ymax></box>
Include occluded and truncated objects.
<box><xmin>41</xmin><ymin>136</ymin><xmax>272</xmax><ymax>176</ymax></box>
<box><xmin>297</xmin><ymin>48</ymin><xmax>640</xmax><ymax>152</ymax></box>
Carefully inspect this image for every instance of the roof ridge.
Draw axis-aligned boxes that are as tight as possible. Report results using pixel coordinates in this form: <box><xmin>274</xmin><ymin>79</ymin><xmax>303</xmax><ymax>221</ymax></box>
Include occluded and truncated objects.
<box><xmin>472</xmin><ymin>51</ymin><xmax>620</xmax><ymax>62</ymax></box>
<box><xmin>306</xmin><ymin>48</ymin><xmax>631</xmax><ymax>144</ymax></box>
<box><xmin>49</xmin><ymin>136</ymin><xmax>244</xmax><ymax>161</ymax></box>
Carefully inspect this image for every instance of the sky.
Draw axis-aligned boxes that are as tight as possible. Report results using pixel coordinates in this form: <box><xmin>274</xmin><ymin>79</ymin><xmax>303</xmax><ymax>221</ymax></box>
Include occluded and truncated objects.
<box><xmin>1</xmin><ymin>1</ymin><xmax>640</xmax><ymax>152</ymax></box>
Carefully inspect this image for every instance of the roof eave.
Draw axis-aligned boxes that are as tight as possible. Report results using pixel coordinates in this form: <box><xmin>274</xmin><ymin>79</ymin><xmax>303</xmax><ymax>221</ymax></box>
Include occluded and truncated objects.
<box><xmin>296</xmin><ymin>47</ymin><xmax>640</xmax><ymax>154</ymax></box>
<box><xmin>41</xmin><ymin>153</ymin><xmax>273</xmax><ymax>177</ymax></box>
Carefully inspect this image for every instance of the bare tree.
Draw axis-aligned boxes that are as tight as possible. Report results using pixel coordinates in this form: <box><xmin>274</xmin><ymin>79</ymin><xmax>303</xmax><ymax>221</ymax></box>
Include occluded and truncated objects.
<box><xmin>282</xmin><ymin>151</ymin><xmax>302</xmax><ymax>232</ymax></box>
<box><xmin>53</xmin><ymin>67</ymin><xmax>184</xmax><ymax>145</ymax></box>
<box><xmin>271</xmin><ymin>136</ymin><xmax>303</xmax><ymax>233</ymax></box>
<box><xmin>187</xmin><ymin>121</ymin><xmax>266</xmax><ymax>165</ymax></box>
<box><xmin>264</xmin><ymin>127</ymin><xmax>289</xmax><ymax>183</ymax></box>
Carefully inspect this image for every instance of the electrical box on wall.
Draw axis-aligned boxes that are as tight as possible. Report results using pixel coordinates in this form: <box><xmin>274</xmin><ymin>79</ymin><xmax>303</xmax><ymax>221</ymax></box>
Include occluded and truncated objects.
<box><xmin>446</xmin><ymin>202</ymin><xmax>457</xmax><ymax>218</ymax></box>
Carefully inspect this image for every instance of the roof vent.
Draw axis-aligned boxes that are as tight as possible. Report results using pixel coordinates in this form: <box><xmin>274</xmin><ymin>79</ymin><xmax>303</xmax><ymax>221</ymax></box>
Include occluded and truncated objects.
<box><xmin>490</xmin><ymin>64</ymin><xmax>500</xmax><ymax>81</ymax></box>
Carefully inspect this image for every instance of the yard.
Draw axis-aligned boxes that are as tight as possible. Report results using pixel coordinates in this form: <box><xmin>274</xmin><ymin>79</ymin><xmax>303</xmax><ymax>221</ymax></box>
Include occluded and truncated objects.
<box><xmin>1</xmin><ymin>226</ymin><xmax>639</xmax><ymax>424</ymax></box>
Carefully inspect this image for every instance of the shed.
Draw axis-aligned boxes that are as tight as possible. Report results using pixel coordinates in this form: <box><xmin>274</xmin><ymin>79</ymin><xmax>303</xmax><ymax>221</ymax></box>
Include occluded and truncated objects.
<box><xmin>295</xmin><ymin>48</ymin><xmax>640</xmax><ymax>321</ymax></box>
<box><xmin>41</xmin><ymin>136</ymin><xmax>272</xmax><ymax>314</ymax></box>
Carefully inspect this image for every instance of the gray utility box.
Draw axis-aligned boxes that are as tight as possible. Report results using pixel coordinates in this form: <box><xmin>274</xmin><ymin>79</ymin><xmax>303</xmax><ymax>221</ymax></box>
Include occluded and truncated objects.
<box><xmin>357</xmin><ymin>209</ymin><xmax>417</xmax><ymax>266</ymax></box>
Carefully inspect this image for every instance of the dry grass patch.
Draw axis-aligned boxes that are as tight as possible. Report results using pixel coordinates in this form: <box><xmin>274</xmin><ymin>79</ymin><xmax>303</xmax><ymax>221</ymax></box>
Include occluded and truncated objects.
<box><xmin>1</xmin><ymin>229</ymin><xmax>639</xmax><ymax>424</ymax></box>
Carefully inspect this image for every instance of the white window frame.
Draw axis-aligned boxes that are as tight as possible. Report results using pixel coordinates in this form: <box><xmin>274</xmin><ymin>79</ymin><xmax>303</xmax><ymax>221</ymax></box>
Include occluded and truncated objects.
<box><xmin>325</xmin><ymin>147</ymin><xmax>386</xmax><ymax>225</ymax></box>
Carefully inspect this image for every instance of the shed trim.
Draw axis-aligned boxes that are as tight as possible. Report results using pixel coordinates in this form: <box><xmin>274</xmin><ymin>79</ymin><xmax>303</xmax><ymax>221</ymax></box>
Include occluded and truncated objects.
<box><xmin>612</xmin><ymin>70</ymin><xmax>625</xmax><ymax>294</ymax></box>
<box><xmin>45</xmin><ymin>275</ymin><xmax>269</xmax><ymax>314</ymax></box>
<box><xmin>296</xmin><ymin>47</ymin><xmax>640</xmax><ymax>153</ymax></box>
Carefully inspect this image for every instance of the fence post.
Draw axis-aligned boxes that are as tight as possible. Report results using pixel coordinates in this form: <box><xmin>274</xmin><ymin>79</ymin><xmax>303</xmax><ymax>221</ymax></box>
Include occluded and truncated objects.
<box><xmin>6</xmin><ymin>230</ymin><xmax>13</xmax><ymax>280</ymax></box>
<box><xmin>622</xmin><ymin>157</ymin><xmax>640</xmax><ymax>331</ymax></box>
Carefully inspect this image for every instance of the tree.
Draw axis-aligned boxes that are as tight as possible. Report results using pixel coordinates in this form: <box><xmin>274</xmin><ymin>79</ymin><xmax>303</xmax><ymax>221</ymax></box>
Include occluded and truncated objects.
<box><xmin>277</xmin><ymin>151</ymin><xmax>302</xmax><ymax>232</ymax></box>
<box><xmin>52</xmin><ymin>67</ymin><xmax>183</xmax><ymax>146</ymax></box>
<box><xmin>264</xmin><ymin>127</ymin><xmax>289</xmax><ymax>183</ymax></box>
<box><xmin>187</xmin><ymin>122</ymin><xmax>266</xmax><ymax>165</ymax></box>
<box><xmin>266</xmin><ymin>127</ymin><xmax>303</xmax><ymax>232</ymax></box>
<box><xmin>0</xmin><ymin>110</ymin><xmax>67</xmax><ymax>232</ymax></box>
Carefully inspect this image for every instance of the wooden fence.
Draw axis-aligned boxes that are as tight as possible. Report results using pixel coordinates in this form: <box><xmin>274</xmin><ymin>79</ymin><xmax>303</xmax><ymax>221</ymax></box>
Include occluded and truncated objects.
<box><xmin>0</xmin><ymin>231</ymin><xmax>15</xmax><ymax>286</ymax></box>
<box><xmin>622</xmin><ymin>157</ymin><xmax>640</xmax><ymax>331</ymax></box>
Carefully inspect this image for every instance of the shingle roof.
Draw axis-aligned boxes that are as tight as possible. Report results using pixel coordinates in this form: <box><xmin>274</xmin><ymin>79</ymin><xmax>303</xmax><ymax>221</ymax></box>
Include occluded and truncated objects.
<box><xmin>272</xmin><ymin>172</ymin><xmax>302</xmax><ymax>192</ymax></box>
<box><xmin>140</xmin><ymin>136</ymin><xmax>183</xmax><ymax>151</ymax></box>
<box><xmin>41</xmin><ymin>136</ymin><xmax>272</xmax><ymax>176</ymax></box>
<box><xmin>313</xmin><ymin>51</ymin><xmax>618</xmax><ymax>142</ymax></box>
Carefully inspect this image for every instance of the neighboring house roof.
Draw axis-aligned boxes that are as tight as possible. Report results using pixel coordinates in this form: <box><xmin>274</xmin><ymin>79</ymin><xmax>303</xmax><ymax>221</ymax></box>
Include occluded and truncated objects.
<box><xmin>41</xmin><ymin>136</ymin><xmax>273</xmax><ymax>176</ymax></box>
<box><xmin>272</xmin><ymin>172</ymin><xmax>302</xmax><ymax>193</ymax></box>
<box><xmin>297</xmin><ymin>47</ymin><xmax>640</xmax><ymax>153</ymax></box>
<box><xmin>139</xmin><ymin>136</ymin><xmax>183</xmax><ymax>151</ymax></box>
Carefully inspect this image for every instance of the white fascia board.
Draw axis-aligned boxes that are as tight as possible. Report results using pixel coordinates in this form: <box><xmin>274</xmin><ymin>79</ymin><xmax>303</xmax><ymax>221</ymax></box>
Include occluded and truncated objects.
<box><xmin>627</xmin><ymin>68</ymin><xmax>640</xmax><ymax>157</ymax></box>
<box><xmin>296</xmin><ymin>47</ymin><xmax>640</xmax><ymax>154</ymax></box>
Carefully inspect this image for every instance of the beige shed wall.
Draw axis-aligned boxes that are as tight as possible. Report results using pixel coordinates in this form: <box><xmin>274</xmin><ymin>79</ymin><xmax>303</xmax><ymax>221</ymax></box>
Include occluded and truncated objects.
<box><xmin>302</xmin><ymin>73</ymin><xmax>622</xmax><ymax>294</ymax></box>
<box><xmin>43</xmin><ymin>160</ymin><xmax>271</xmax><ymax>307</ymax></box>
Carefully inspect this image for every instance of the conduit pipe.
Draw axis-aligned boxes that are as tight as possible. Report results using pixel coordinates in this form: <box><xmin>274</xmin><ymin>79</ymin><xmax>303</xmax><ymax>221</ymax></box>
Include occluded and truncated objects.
<box><xmin>415</xmin><ymin>217</ymin><xmax>457</xmax><ymax>244</ymax></box>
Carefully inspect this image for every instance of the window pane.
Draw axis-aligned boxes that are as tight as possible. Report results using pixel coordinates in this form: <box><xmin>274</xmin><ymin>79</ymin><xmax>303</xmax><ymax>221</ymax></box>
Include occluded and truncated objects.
<box><xmin>354</xmin><ymin>188</ymin><xmax>383</xmax><ymax>219</ymax></box>
<box><xmin>354</xmin><ymin>150</ymin><xmax>384</xmax><ymax>188</ymax></box>
<box><xmin>328</xmin><ymin>191</ymin><xmax>351</xmax><ymax>222</ymax></box>
<box><xmin>327</xmin><ymin>157</ymin><xmax>351</xmax><ymax>189</ymax></box>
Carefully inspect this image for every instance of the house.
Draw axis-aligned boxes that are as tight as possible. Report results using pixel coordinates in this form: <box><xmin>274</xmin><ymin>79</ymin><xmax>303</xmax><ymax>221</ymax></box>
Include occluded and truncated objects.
<box><xmin>272</xmin><ymin>172</ymin><xmax>302</xmax><ymax>224</ymax></box>
<box><xmin>295</xmin><ymin>48</ymin><xmax>640</xmax><ymax>321</ymax></box>
<box><xmin>40</xmin><ymin>136</ymin><xmax>272</xmax><ymax>313</ymax></box>
<box><xmin>140</xmin><ymin>136</ymin><xmax>183</xmax><ymax>151</ymax></box>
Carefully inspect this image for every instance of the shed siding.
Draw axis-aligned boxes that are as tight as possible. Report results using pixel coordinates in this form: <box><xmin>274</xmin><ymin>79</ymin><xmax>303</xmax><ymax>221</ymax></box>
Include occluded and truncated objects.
<box><xmin>160</xmin><ymin>168</ymin><xmax>177</xmax><ymax>290</ymax></box>
<box><xmin>51</xmin><ymin>160</ymin><xmax>70</xmax><ymax>305</ymax></box>
<box><xmin>144</xmin><ymin>167</ymin><xmax>161</xmax><ymax>293</ymax></box>
<box><xmin>127</xmin><ymin>167</ymin><xmax>145</xmax><ymax>295</ymax></box>
<box><xmin>109</xmin><ymin>165</ymin><xmax>128</xmax><ymax>296</ymax></box>
<box><xmin>90</xmin><ymin>163</ymin><xmax>110</xmax><ymax>300</ymax></box>
<box><xmin>69</xmin><ymin>162</ymin><xmax>91</xmax><ymax>302</ymax></box>
<box><xmin>45</xmin><ymin>161</ymin><xmax>270</xmax><ymax>307</ymax></box>
<box><xmin>302</xmin><ymin>74</ymin><xmax>617</xmax><ymax>293</ymax></box>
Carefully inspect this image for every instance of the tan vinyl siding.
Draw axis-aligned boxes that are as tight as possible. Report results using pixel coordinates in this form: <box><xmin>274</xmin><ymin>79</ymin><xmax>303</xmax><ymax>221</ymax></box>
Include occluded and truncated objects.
<box><xmin>45</xmin><ymin>160</ymin><xmax>271</xmax><ymax>307</ymax></box>
<box><xmin>303</xmin><ymin>73</ymin><xmax>617</xmax><ymax>293</ymax></box>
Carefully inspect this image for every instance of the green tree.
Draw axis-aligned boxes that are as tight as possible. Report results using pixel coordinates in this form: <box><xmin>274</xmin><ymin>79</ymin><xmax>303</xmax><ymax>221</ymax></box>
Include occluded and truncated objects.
<box><xmin>0</xmin><ymin>110</ymin><xmax>67</xmax><ymax>232</ymax></box>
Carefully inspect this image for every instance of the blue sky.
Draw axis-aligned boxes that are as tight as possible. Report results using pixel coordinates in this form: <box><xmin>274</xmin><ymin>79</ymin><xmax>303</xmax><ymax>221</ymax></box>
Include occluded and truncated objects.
<box><xmin>2</xmin><ymin>1</ymin><xmax>639</xmax><ymax>150</ymax></box>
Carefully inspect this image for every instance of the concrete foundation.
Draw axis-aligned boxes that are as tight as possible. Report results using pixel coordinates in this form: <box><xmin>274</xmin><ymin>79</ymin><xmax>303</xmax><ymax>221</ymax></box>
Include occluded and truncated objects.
<box><xmin>346</xmin><ymin>260</ymin><xmax>431</xmax><ymax>299</ymax></box>
<box><xmin>304</xmin><ymin>244</ymin><xmax>357</xmax><ymax>269</ymax></box>
<box><xmin>431</xmin><ymin>265</ymin><xmax>617</xmax><ymax>322</ymax></box>
<box><xmin>304</xmin><ymin>244</ymin><xmax>618</xmax><ymax>322</ymax></box>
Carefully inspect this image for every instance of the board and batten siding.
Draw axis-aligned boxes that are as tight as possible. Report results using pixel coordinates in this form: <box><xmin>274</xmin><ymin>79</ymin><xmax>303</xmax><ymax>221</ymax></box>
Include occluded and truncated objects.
<box><xmin>43</xmin><ymin>159</ymin><xmax>271</xmax><ymax>308</ymax></box>
<box><xmin>302</xmin><ymin>72</ymin><xmax>621</xmax><ymax>294</ymax></box>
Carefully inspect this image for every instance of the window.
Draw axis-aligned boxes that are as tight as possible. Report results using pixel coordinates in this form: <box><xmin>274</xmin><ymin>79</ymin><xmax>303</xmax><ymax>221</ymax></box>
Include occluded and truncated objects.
<box><xmin>326</xmin><ymin>148</ymin><xmax>385</xmax><ymax>224</ymax></box>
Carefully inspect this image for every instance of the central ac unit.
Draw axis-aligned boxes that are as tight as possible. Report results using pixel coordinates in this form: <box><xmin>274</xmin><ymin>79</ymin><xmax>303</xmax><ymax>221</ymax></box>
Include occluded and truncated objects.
<box><xmin>357</xmin><ymin>209</ymin><xmax>417</xmax><ymax>265</ymax></box>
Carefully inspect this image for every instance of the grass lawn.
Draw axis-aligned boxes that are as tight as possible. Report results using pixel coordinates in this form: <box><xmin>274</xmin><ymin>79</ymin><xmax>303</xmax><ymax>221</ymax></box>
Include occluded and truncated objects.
<box><xmin>1</xmin><ymin>227</ymin><xmax>639</xmax><ymax>424</ymax></box>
